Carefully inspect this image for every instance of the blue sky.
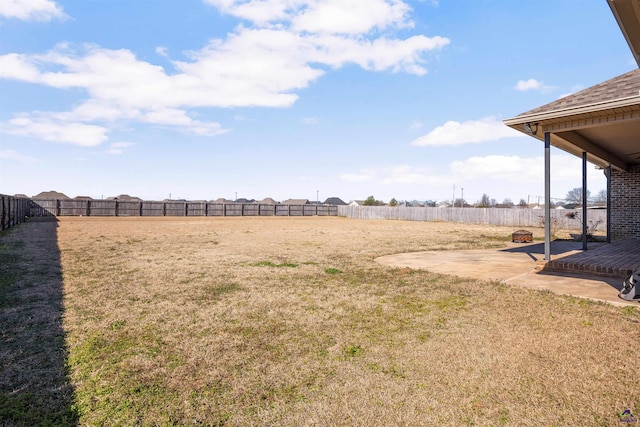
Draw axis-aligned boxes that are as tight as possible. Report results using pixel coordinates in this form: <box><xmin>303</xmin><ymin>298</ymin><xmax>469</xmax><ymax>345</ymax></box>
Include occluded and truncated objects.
<box><xmin>0</xmin><ymin>0</ymin><xmax>636</xmax><ymax>204</ymax></box>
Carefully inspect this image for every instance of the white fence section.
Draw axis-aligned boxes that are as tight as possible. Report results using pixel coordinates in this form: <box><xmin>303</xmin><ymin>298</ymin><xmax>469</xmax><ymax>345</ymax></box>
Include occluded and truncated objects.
<box><xmin>337</xmin><ymin>205</ymin><xmax>607</xmax><ymax>229</ymax></box>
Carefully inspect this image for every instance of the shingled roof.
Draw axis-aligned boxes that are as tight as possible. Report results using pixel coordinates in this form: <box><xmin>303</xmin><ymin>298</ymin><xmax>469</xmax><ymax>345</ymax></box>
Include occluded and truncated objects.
<box><xmin>504</xmin><ymin>68</ymin><xmax>640</xmax><ymax>171</ymax></box>
<box><xmin>509</xmin><ymin>68</ymin><xmax>640</xmax><ymax>121</ymax></box>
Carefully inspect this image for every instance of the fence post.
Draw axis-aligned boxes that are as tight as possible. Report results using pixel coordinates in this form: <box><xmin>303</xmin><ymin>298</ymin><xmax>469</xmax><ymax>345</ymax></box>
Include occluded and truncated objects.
<box><xmin>1</xmin><ymin>196</ymin><xmax>4</xmax><ymax>230</ymax></box>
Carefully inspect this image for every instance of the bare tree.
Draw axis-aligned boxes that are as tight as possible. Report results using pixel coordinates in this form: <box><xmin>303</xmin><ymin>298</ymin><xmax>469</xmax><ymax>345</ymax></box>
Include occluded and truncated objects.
<box><xmin>477</xmin><ymin>193</ymin><xmax>491</xmax><ymax>207</ymax></box>
<box><xmin>565</xmin><ymin>187</ymin><xmax>591</xmax><ymax>205</ymax></box>
<box><xmin>593</xmin><ymin>189</ymin><xmax>607</xmax><ymax>206</ymax></box>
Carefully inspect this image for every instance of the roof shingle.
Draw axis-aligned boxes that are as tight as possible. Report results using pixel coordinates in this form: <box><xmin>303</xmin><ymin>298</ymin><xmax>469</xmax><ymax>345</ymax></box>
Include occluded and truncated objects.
<box><xmin>514</xmin><ymin>68</ymin><xmax>640</xmax><ymax>118</ymax></box>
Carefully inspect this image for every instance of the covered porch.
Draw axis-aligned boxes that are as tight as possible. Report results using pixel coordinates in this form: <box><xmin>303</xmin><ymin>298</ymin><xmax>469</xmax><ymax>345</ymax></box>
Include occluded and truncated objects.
<box><xmin>504</xmin><ymin>0</ymin><xmax>640</xmax><ymax>262</ymax></box>
<box><xmin>504</xmin><ymin>68</ymin><xmax>640</xmax><ymax>261</ymax></box>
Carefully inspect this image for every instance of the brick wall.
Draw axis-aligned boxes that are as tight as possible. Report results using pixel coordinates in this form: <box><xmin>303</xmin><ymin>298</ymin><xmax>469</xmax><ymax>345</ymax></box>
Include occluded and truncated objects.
<box><xmin>611</xmin><ymin>163</ymin><xmax>640</xmax><ymax>241</ymax></box>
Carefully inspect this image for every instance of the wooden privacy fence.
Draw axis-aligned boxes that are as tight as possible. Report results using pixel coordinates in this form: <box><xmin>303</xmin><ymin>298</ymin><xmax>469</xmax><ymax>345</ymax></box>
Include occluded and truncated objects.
<box><xmin>1</xmin><ymin>194</ymin><xmax>606</xmax><ymax>230</ymax></box>
<box><xmin>1</xmin><ymin>195</ymin><xmax>31</xmax><ymax>230</ymax></box>
<box><xmin>26</xmin><ymin>199</ymin><xmax>339</xmax><ymax>217</ymax></box>
<box><xmin>337</xmin><ymin>205</ymin><xmax>607</xmax><ymax>229</ymax></box>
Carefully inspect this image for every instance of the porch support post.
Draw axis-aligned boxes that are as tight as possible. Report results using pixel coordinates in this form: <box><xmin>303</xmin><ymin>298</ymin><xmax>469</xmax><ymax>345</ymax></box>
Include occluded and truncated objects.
<box><xmin>605</xmin><ymin>166</ymin><xmax>611</xmax><ymax>243</ymax></box>
<box><xmin>582</xmin><ymin>151</ymin><xmax>588</xmax><ymax>251</ymax></box>
<box><xmin>544</xmin><ymin>132</ymin><xmax>551</xmax><ymax>261</ymax></box>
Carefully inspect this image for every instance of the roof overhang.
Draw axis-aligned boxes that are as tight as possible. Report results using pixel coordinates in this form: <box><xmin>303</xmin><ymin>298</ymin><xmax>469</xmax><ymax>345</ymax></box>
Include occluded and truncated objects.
<box><xmin>608</xmin><ymin>0</ymin><xmax>640</xmax><ymax>67</ymax></box>
<box><xmin>504</xmin><ymin>96</ymin><xmax>640</xmax><ymax>171</ymax></box>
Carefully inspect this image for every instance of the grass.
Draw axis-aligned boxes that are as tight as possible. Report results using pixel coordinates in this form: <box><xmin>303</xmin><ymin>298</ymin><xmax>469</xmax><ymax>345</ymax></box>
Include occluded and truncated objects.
<box><xmin>0</xmin><ymin>219</ymin><xmax>78</xmax><ymax>426</ymax></box>
<box><xmin>1</xmin><ymin>216</ymin><xmax>639</xmax><ymax>426</ymax></box>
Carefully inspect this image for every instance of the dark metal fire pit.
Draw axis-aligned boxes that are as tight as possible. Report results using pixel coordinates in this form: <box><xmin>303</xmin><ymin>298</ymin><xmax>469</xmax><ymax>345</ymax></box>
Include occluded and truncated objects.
<box><xmin>512</xmin><ymin>230</ymin><xmax>533</xmax><ymax>243</ymax></box>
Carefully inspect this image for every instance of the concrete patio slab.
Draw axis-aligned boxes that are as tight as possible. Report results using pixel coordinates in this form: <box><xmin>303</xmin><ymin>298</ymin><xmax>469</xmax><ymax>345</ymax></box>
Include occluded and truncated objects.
<box><xmin>375</xmin><ymin>241</ymin><xmax>639</xmax><ymax>307</ymax></box>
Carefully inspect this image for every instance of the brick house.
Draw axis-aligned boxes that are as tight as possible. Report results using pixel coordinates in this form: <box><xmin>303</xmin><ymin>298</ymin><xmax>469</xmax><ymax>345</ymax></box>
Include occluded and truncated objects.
<box><xmin>504</xmin><ymin>0</ymin><xmax>640</xmax><ymax>257</ymax></box>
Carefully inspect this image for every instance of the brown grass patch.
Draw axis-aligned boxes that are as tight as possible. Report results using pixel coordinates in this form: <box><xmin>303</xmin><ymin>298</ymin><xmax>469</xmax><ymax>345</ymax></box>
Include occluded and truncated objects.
<box><xmin>2</xmin><ymin>216</ymin><xmax>639</xmax><ymax>425</ymax></box>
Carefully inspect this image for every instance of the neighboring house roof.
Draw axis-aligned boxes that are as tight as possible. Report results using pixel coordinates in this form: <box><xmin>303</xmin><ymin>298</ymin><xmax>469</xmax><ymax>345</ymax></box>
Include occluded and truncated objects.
<box><xmin>349</xmin><ymin>200</ymin><xmax>364</xmax><ymax>206</ymax></box>
<box><xmin>74</xmin><ymin>196</ymin><xmax>93</xmax><ymax>200</ymax></box>
<box><xmin>323</xmin><ymin>197</ymin><xmax>347</xmax><ymax>205</ymax></box>
<box><xmin>504</xmin><ymin>68</ymin><xmax>640</xmax><ymax>171</ymax></box>
<box><xmin>108</xmin><ymin>194</ymin><xmax>142</xmax><ymax>201</ymax></box>
<box><xmin>258</xmin><ymin>197</ymin><xmax>278</xmax><ymax>204</ymax></box>
<box><xmin>283</xmin><ymin>199</ymin><xmax>309</xmax><ymax>205</ymax></box>
<box><xmin>33</xmin><ymin>191</ymin><xmax>70</xmax><ymax>199</ymax></box>
<box><xmin>14</xmin><ymin>194</ymin><xmax>30</xmax><ymax>199</ymax></box>
<box><xmin>212</xmin><ymin>198</ymin><xmax>232</xmax><ymax>203</ymax></box>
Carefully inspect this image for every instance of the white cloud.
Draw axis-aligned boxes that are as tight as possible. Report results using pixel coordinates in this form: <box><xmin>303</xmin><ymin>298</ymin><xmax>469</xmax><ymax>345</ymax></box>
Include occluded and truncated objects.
<box><xmin>340</xmin><ymin>165</ymin><xmax>447</xmax><ymax>186</ymax></box>
<box><xmin>299</xmin><ymin>117</ymin><xmax>318</xmax><ymax>125</ymax></box>
<box><xmin>0</xmin><ymin>1</ymin><xmax>448</xmax><ymax>146</ymax></box>
<box><xmin>0</xmin><ymin>149</ymin><xmax>39</xmax><ymax>163</ymax></box>
<box><xmin>0</xmin><ymin>0</ymin><xmax>67</xmax><ymax>21</ymax></box>
<box><xmin>206</xmin><ymin>0</ymin><xmax>415</xmax><ymax>34</ymax></box>
<box><xmin>336</xmin><ymin>154</ymin><xmax>607</xmax><ymax>202</ymax></box>
<box><xmin>2</xmin><ymin>116</ymin><xmax>108</xmax><ymax>146</ymax></box>
<box><xmin>409</xmin><ymin>120</ymin><xmax>423</xmax><ymax>130</ymax></box>
<box><xmin>515</xmin><ymin>78</ymin><xmax>553</xmax><ymax>93</ymax></box>
<box><xmin>291</xmin><ymin>0</ymin><xmax>413</xmax><ymax>34</ymax></box>
<box><xmin>339</xmin><ymin>170</ymin><xmax>376</xmax><ymax>182</ymax></box>
<box><xmin>450</xmin><ymin>154</ymin><xmax>605</xmax><ymax>185</ymax></box>
<box><xmin>380</xmin><ymin>165</ymin><xmax>445</xmax><ymax>185</ymax></box>
<box><xmin>411</xmin><ymin>116</ymin><xmax>525</xmax><ymax>147</ymax></box>
<box><xmin>106</xmin><ymin>141</ymin><xmax>135</xmax><ymax>155</ymax></box>
<box><xmin>451</xmin><ymin>155</ymin><xmax>541</xmax><ymax>183</ymax></box>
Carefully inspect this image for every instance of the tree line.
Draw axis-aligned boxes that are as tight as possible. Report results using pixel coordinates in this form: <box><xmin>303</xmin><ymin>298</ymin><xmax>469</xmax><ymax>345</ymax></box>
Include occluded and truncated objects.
<box><xmin>362</xmin><ymin>187</ymin><xmax>605</xmax><ymax>208</ymax></box>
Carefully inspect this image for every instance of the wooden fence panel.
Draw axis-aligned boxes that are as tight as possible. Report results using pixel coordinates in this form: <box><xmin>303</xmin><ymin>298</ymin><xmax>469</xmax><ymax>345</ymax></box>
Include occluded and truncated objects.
<box><xmin>275</xmin><ymin>205</ymin><xmax>290</xmax><ymax>216</ymax></box>
<box><xmin>258</xmin><ymin>204</ymin><xmax>275</xmax><ymax>216</ymax></box>
<box><xmin>186</xmin><ymin>202</ymin><xmax>206</xmax><ymax>216</ymax></box>
<box><xmin>165</xmin><ymin>202</ymin><xmax>186</xmax><ymax>216</ymax></box>
<box><xmin>241</xmin><ymin>204</ymin><xmax>258</xmax><ymax>216</ymax></box>
<box><xmin>206</xmin><ymin>203</ymin><xmax>224</xmax><ymax>216</ymax></box>
<box><xmin>142</xmin><ymin>202</ymin><xmax>164</xmax><ymax>216</ymax></box>
<box><xmin>59</xmin><ymin>200</ymin><xmax>88</xmax><ymax>216</ymax></box>
<box><xmin>303</xmin><ymin>205</ymin><xmax>317</xmax><ymax>216</ymax></box>
<box><xmin>116</xmin><ymin>201</ymin><xmax>141</xmax><ymax>216</ymax></box>
<box><xmin>224</xmin><ymin>204</ymin><xmax>242</xmax><ymax>216</ymax></box>
<box><xmin>289</xmin><ymin>205</ymin><xmax>304</xmax><ymax>216</ymax></box>
<box><xmin>1</xmin><ymin>195</ymin><xmax>31</xmax><ymax>230</ymax></box>
<box><xmin>30</xmin><ymin>199</ymin><xmax>57</xmax><ymax>217</ymax></box>
<box><xmin>89</xmin><ymin>200</ymin><xmax>116</xmax><ymax>216</ymax></box>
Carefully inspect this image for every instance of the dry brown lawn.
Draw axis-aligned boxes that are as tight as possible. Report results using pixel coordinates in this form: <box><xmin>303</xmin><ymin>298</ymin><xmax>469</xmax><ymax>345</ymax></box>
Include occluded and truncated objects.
<box><xmin>2</xmin><ymin>216</ymin><xmax>639</xmax><ymax>426</ymax></box>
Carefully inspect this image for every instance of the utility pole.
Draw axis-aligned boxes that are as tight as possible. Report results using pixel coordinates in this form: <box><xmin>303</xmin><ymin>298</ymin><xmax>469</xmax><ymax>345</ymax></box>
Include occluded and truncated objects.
<box><xmin>461</xmin><ymin>188</ymin><xmax>464</xmax><ymax>207</ymax></box>
<box><xmin>235</xmin><ymin>192</ymin><xmax>237</xmax><ymax>202</ymax></box>
<box><xmin>317</xmin><ymin>190</ymin><xmax>319</xmax><ymax>204</ymax></box>
<box><xmin>452</xmin><ymin>184</ymin><xmax>455</xmax><ymax>207</ymax></box>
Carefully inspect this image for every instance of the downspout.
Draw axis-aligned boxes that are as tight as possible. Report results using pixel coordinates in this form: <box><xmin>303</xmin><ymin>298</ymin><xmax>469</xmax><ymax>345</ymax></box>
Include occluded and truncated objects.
<box><xmin>544</xmin><ymin>132</ymin><xmax>551</xmax><ymax>261</ymax></box>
